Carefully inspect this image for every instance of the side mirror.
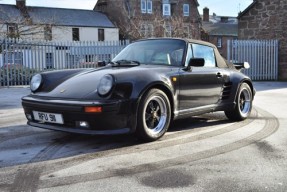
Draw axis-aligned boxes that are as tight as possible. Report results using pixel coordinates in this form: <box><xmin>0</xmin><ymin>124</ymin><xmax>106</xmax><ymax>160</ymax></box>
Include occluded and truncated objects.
<box><xmin>188</xmin><ymin>58</ymin><xmax>205</xmax><ymax>67</ymax></box>
<box><xmin>183</xmin><ymin>58</ymin><xmax>205</xmax><ymax>71</ymax></box>
<box><xmin>233</xmin><ymin>62</ymin><xmax>250</xmax><ymax>70</ymax></box>
<box><xmin>98</xmin><ymin>61</ymin><xmax>106</xmax><ymax>67</ymax></box>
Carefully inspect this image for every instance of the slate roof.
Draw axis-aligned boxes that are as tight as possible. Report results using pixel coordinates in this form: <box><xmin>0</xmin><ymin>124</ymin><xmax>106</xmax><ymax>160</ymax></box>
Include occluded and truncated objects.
<box><xmin>0</xmin><ymin>4</ymin><xmax>115</xmax><ymax>28</ymax></box>
<box><xmin>202</xmin><ymin>22</ymin><xmax>238</xmax><ymax>36</ymax></box>
<box><xmin>201</xmin><ymin>15</ymin><xmax>238</xmax><ymax>37</ymax></box>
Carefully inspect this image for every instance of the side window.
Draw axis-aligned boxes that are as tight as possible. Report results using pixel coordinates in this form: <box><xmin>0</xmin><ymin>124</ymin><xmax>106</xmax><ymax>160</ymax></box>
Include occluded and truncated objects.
<box><xmin>192</xmin><ymin>44</ymin><xmax>216</xmax><ymax>67</ymax></box>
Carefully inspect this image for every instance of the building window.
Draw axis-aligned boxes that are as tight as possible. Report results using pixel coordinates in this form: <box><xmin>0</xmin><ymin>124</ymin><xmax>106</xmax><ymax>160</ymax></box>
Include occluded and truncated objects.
<box><xmin>183</xmin><ymin>25</ymin><xmax>189</xmax><ymax>38</ymax></box>
<box><xmin>6</xmin><ymin>51</ymin><xmax>23</xmax><ymax>65</ymax></box>
<box><xmin>46</xmin><ymin>53</ymin><xmax>53</xmax><ymax>69</ymax></box>
<box><xmin>217</xmin><ymin>37</ymin><xmax>222</xmax><ymax>48</ymax></box>
<box><xmin>72</xmin><ymin>28</ymin><xmax>80</xmax><ymax>41</ymax></box>
<box><xmin>125</xmin><ymin>0</ymin><xmax>132</xmax><ymax>17</ymax></box>
<box><xmin>162</xmin><ymin>4</ymin><xmax>171</xmax><ymax>16</ymax></box>
<box><xmin>183</xmin><ymin>4</ymin><xmax>189</xmax><ymax>16</ymax></box>
<box><xmin>141</xmin><ymin>24</ymin><xmax>154</xmax><ymax>37</ymax></box>
<box><xmin>140</xmin><ymin>24</ymin><xmax>146</xmax><ymax>37</ymax></box>
<box><xmin>7</xmin><ymin>24</ymin><xmax>18</xmax><ymax>38</ymax></box>
<box><xmin>147</xmin><ymin>0</ymin><xmax>152</xmax><ymax>14</ymax></box>
<box><xmin>44</xmin><ymin>25</ymin><xmax>52</xmax><ymax>41</ymax></box>
<box><xmin>98</xmin><ymin>29</ymin><xmax>105</xmax><ymax>41</ymax></box>
<box><xmin>164</xmin><ymin>24</ymin><xmax>172</xmax><ymax>37</ymax></box>
<box><xmin>147</xmin><ymin>24</ymin><xmax>154</xmax><ymax>37</ymax></box>
<box><xmin>141</xmin><ymin>0</ymin><xmax>147</xmax><ymax>13</ymax></box>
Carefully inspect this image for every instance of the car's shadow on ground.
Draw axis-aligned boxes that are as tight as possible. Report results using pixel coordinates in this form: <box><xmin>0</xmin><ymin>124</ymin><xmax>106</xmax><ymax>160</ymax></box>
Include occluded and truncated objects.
<box><xmin>0</xmin><ymin>112</ymin><xmax>236</xmax><ymax>168</ymax></box>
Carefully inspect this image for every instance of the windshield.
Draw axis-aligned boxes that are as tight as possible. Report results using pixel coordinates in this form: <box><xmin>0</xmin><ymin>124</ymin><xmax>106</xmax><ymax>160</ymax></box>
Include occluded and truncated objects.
<box><xmin>113</xmin><ymin>39</ymin><xmax>187</xmax><ymax>66</ymax></box>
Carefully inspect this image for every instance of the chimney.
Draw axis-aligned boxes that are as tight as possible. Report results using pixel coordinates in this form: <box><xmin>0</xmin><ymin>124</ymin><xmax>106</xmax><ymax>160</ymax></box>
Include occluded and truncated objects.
<box><xmin>220</xmin><ymin>16</ymin><xmax>229</xmax><ymax>23</ymax></box>
<box><xmin>203</xmin><ymin>7</ymin><xmax>209</xmax><ymax>22</ymax></box>
<box><xmin>16</xmin><ymin>0</ymin><xmax>31</xmax><ymax>23</ymax></box>
<box><xmin>16</xmin><ymin>0</ymin><xmax>26</xmax><ymax>9</ymax></box>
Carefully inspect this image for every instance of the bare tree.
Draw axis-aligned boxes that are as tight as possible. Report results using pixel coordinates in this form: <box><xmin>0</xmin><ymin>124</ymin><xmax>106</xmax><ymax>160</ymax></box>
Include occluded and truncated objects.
<box><xmin>98</xmin><ymin>0</ymin><xmax>200</xmax><ymax>40</ymax></box>
<box><xmin>0</xmin><ymin>6</ymin><xmax>65</xmax><ymax>40</ymax></box>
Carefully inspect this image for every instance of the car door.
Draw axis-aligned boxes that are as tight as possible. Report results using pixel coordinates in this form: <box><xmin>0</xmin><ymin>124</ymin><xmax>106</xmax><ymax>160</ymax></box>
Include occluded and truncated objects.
<box><xmin>178</xmin><ymin>43</ymin><xmax>225</xmax><ymax>110</ymax></box>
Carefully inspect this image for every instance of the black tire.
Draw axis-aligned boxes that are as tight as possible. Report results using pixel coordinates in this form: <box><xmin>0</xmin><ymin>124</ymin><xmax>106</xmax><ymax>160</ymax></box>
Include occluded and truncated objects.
<box><xmin>136</xmin><ymin>89</ymin><xmax>171</xmax><ymax>141</ymax></box>
<box><xmin>225</xmin><ymin>83</ymin><xmax>253</xmax><ymax>121</ymax></box>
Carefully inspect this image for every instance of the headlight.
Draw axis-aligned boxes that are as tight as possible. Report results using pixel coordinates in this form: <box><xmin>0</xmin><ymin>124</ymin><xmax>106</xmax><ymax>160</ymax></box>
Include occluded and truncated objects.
<box><xmin>98</xmin><ymin>74</ymin><xmax>114</xmax><ymax>96</ymax></box>
<box><xmin>30</xmin><ymin>74</ymin><xmax>42</xmax><ymax>92</ymax></box>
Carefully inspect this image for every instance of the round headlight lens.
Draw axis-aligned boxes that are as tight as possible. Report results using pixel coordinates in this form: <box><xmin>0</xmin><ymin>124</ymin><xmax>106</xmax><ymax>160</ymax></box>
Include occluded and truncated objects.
<box><xmin>30</xmin><ymin>74</ymin><xmax>42</xmax><ymax>92</ymax></box>
<box><xmin>98</xmin><ymin>74</ymin><xmax>114</xmax><ymax>96</ymax></box>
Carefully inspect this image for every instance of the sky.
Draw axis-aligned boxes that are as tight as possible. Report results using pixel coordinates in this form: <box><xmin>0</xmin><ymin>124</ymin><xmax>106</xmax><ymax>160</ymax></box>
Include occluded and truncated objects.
<box><xmin>0</xmin><ymin>0</ymin><xmax>253</xmax><ymax>16</ymax></box>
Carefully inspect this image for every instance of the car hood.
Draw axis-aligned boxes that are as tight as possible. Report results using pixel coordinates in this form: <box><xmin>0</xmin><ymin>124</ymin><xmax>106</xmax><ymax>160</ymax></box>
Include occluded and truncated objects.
<box><xmin>34</xmin><ymin>65</ymin><xmax>178</xmax><ymax>100</ymax></box>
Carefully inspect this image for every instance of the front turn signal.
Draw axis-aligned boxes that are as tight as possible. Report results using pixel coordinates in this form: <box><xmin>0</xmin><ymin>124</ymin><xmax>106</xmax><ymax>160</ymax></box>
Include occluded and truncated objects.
<box><xmin>85</xmin><ymin>106</ymin><xmax>102</xmax><ymax>113</ymax></box>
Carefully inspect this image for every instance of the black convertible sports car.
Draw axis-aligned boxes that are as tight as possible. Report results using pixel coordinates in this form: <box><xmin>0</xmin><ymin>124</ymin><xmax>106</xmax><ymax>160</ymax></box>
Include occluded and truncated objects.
<box><xmin>22</xmin><ymin>38</ymin><xmax>255</xmax><ymax>141</ymax></box>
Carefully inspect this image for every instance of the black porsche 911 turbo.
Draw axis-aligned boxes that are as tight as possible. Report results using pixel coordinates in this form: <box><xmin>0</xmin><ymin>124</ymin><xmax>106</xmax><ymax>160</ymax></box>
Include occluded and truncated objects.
<box><xmin>22</xmin><ymin>38</ymin><xmax>255</xmax><ymax>141</ymax></box>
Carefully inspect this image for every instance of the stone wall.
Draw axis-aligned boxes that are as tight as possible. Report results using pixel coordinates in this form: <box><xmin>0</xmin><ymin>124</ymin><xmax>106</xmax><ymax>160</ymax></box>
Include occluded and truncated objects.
<box><xmin>238</xmin><ymin>0</ymin><xmax>287</xmax><ymax>80</ymax></box>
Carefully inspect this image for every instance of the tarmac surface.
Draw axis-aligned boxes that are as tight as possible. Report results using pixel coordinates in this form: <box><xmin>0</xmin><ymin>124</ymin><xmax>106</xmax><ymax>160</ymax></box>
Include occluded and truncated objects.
<box><xmin>0</xmin><ymin>82</ymin><xmax>286</xmax><ymax>192</ymax></box>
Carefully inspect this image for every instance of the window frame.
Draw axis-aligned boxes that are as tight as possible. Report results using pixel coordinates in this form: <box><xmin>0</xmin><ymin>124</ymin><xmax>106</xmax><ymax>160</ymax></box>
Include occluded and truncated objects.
<box><xmin>183</xmin><ymin>4</ymin><xmax>190</xmax><ymax>16</ymax></box>
<box><xmin>164</xmin><ymin>24</ymin><xmax>172</xmax><ymax>37</ymax></box>
<box><xmin>72</xmin><ymin>28</ymin><xmax>80</xmax><ymax>41</ymax></box>
<box><xmin>98</xmin><ymin>28</ymin><xmax>105</xmax><ymax>41</ymax></box>
<box><xmin>217</xmin><ymin>37</ymin><xmax>222</xmax><ymax>48</ymax></box>
<box><xmin>162</xmin><ymin>3</ymin><xmax>171</xmax><ymax>16</ymax></box>
<box><xmin>183</xmin><ymin>25</ymin><xmax>190</xmax><ymax>38</ymax></box>
<box><xmin>140</xmin><ymin>24</ymin><xmax>154</xmax><ymax>38</ymax></box>
<box><xmin>141</xmin><ymin>0</ymin><xmax>147</xmax><ymax>13</ymax></box>
<box><xmin>7</xmin><ymin>24</ymin><xmax>18</xmax><ymax>38</ymax></box>
<box><xmin>147</xmin><ymin>0</ymin><xmax>152</xmax><ymax>14</ymax></box>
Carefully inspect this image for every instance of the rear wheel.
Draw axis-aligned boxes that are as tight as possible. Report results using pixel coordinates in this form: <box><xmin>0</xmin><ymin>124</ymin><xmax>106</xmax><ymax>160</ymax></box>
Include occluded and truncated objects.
<box><xmin>225</xmin><ymin>83</ymin><xmax>252</xmax><ymax>121</ymax></box>
<box><xmin>136</xmin><ymin>89</ymin><xmax>171</xmax><ymax>141</ymax></box>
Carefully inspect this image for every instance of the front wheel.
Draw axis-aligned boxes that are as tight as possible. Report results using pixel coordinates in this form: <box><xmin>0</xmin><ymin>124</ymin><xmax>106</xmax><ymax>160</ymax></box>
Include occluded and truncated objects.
<box><xmin>136</xmin><ymin>89</ymin><xmax>171</xmax><ymax>142</ymax></box>
<box><xmin>225</xmin><ymin>83</ymin><xmax>253</xmax><ymax>121</ymax></box>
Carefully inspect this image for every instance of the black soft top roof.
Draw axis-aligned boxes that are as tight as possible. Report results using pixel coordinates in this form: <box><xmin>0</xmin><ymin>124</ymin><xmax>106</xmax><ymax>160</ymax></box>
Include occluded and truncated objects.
<box><xmin>135</xmin><ymin>38</ymin><xmax>229</xmax><ymax>68</ymax></box>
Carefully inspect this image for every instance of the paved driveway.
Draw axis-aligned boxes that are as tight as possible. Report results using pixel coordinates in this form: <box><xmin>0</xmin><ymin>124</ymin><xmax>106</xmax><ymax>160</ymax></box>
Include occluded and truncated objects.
<box><xmin>0</xmin><ymin>82</ymin><xmax>286</xmax><ymax>192</ymax></box>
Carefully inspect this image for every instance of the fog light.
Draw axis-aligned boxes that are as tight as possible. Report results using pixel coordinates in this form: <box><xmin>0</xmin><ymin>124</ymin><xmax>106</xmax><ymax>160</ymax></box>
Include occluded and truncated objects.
<box><xmin>26</xmin><ymin>114</ymin><xmax>32</xmax><ymax>120</ymax></box>
<box><xmin>79</xmin><ymin>121</ymin><xmax>89</xmax><ymax>128</ymax></box>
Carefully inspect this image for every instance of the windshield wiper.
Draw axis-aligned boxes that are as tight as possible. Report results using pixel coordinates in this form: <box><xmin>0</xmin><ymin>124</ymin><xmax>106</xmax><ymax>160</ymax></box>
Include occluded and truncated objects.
<box><xmin>113</xmin><ymin>60</ymin><xmax>140</xmax><ymax>65</ymax></box>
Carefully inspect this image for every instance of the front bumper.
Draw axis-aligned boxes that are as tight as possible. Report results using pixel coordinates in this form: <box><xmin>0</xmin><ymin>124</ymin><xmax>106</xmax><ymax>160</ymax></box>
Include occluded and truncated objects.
<box><xmin>22</xmin><ymin>96</ymin><xmax>137</xmax><ymax>135</ymax></box>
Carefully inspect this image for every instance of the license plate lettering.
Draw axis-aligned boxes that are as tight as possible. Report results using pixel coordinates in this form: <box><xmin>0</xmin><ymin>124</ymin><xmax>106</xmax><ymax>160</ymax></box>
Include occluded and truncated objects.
<box><xmin>38</xmin><ymin>112</ymin><xmax>49</xmax><ymax>121</ymax></box>
<box><xmin>33</xmin><ymin>111</ymin><xmax>64</xmax><ymax>124</ymax></box>
<box><xmin>49</xmin><ymin>114</ymin><xmax>56</xmax><ymax>122</ymax></box>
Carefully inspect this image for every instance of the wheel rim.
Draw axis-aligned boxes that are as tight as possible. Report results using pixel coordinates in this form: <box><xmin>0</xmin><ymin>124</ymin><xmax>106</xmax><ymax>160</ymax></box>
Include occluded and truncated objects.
<box><xmin>239</xmin><ymin>88</ymin><xmax>251</xmax><ymax>116</ymax></box>
<box><xmin>144</xmin><ymin>96</ymin><xmax>167</xmax><ymax>135</ymax></box>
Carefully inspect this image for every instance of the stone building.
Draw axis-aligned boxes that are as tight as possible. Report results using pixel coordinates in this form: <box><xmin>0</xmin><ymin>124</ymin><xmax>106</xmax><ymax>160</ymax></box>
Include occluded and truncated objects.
<box><xmin>94</xmin><ymin>0</ymin><xmax>201</xmax><ymax>40</ymax></box>
<box><xmin>238</xmin><ymin>0</ymin><xmax>287</xmax><ymax>80</ymax></box>
<box><xmin>201</xmin><ymin>7</ymin><xmax>238</xmax><ymax>59</ymax></box>
<box><xmin>0</xmin><ymin>0</ymin><xmax>118</xmax><ymax>41</ymax></box>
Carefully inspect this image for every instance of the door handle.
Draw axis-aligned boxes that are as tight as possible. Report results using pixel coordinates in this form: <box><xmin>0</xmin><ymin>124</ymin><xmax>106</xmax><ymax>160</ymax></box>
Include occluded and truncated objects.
<box><xmin>216</xmin><ymin>72</ymin><xmax>223</xmax><ymax>78</ymax></box>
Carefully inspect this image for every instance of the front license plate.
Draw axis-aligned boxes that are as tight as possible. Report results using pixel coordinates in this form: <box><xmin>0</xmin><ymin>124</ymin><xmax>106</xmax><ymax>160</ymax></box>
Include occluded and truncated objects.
<box><xmin>33</xmin><ymin>111</ymin><xmax>64</xmax><ymax>124</ymax></box>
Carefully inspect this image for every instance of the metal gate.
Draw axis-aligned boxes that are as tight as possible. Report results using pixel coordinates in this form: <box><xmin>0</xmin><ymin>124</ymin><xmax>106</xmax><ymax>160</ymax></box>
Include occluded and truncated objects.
<box><xmin>0</xmin><ymin>39</ymin><xmax>129</xmax><ymax>87</ymax></box>
<box><xmin>227</xmin><ymin>39</ymin><xmax>279</xmax><ymax>80</ymax></box>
